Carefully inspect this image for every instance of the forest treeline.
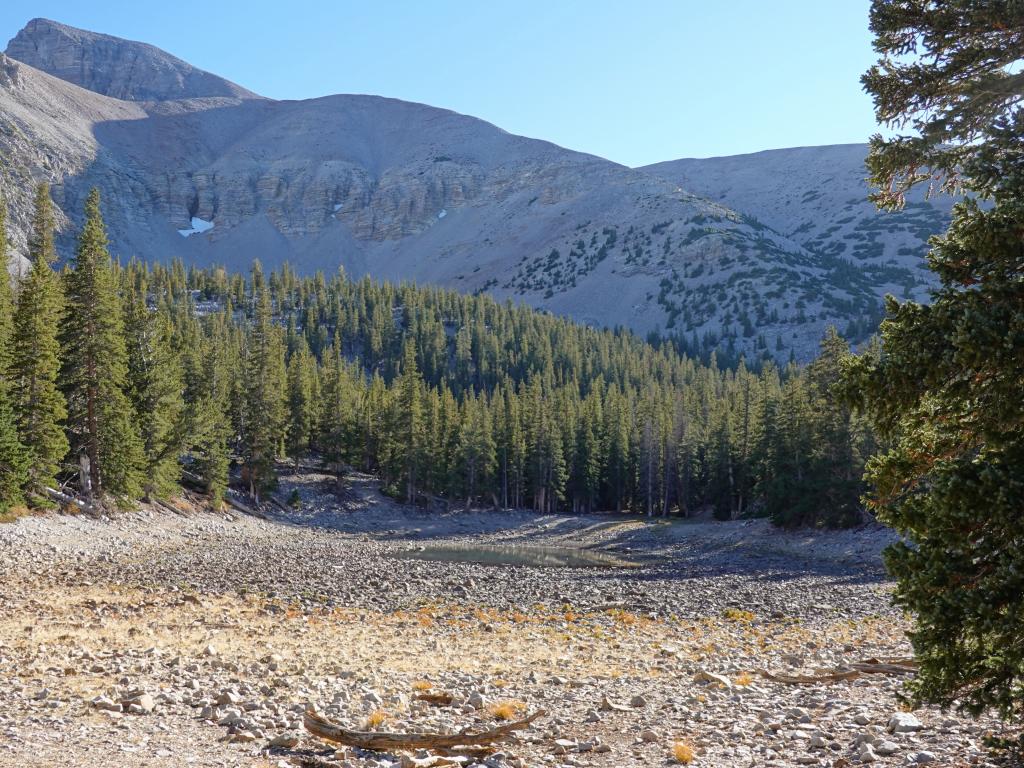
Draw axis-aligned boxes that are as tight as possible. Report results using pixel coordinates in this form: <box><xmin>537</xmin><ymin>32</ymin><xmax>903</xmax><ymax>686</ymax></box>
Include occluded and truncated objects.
<box><xmin>0</xmin><ymin>185</ymin><xmax>876</xmax><ymax>526</ymax></box>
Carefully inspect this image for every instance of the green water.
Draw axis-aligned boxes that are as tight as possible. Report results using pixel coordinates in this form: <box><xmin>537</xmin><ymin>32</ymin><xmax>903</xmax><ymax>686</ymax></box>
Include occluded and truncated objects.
<box><xmin>392</xmin><ymin>543</ymin><xmax>639</xmax><ymax>568</ymax></box>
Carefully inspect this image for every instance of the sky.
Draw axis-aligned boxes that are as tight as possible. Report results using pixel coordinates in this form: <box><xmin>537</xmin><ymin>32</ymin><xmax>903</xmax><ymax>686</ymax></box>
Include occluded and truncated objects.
<box><xmin>0</xmin><ymin>1</ymin><xmax>882</xmax><ymax>167</ymax></box>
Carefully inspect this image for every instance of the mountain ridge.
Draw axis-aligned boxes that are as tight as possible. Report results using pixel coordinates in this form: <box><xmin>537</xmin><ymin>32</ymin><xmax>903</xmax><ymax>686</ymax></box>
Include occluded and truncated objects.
<box><xmin>0</xmin><ymin>19</ymin><xmax>951</xmax><ymax>361</ymax></box>
<box><xmin>6</xmin><ymin>17</ymin><xmax>259</xmax><ymax>101</ymax></box>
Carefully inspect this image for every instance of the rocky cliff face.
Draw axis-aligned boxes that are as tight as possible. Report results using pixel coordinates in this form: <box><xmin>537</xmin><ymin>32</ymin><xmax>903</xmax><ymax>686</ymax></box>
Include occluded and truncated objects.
<box><xmin>5</xmin><ymin>18</ymin><xmax>258</xmax><ymax>101</ymax></box>
<box><xmin>0</xmin><ymin>20</ymin><xmax>953</xmax><ymax>361</ymax></box>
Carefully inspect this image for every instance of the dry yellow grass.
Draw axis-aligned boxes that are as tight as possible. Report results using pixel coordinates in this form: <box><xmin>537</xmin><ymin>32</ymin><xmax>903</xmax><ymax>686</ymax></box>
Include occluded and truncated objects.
<box><xmin>0</xmin><ymin>505</ymin><xmax>31</xmax><ymax>523</ymax></box>
<box><xmin>365</xmin><ymin>709</ymin><xmax>388</xmax><ymax>728</ymax></box>
<box><xmin>487</xmin><ymin>699</ymin><xmax>526</xmax><ymax>720</ymax></box>
<box><xmin>411</xmin><ymin>679</ymin><xmax>433</xmax><ymax>691</ymax></box>
<box><xmin>672</xmin><ymin>740</ymin><xmax>695</xmax><ymax>763</ymax></box>
<box><xmin>734</xmin><ymin>671</ymin><xmax>755</xmax><ymax>686</ymax></box>
<box><xmin>721</xmin><ymin>608</ymin><xmax>756</xmax><ymax>622</ymax></box>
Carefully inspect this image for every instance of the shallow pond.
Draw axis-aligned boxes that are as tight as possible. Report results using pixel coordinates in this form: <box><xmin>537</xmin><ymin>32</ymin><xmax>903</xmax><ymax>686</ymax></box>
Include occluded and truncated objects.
<box><xmin>392</xmin><ymin>543</ymin><xmax>639</xmax><ymax>568</ymax></box>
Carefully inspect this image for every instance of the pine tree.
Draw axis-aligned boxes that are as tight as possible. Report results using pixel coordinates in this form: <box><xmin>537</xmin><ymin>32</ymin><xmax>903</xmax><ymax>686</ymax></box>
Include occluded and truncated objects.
<box><xmin>242</xmin><ymin>262</ymin><xmax>287</xmax><ymax>499</ymax></box>
<box><xmin>61</xmin><ymin>189</ymin><xmax>145</xmax><ymax>501</ymax></box>
<box><xmin>9</xmin><ymin>185</ymin><xmax>68</xmax><ymax>493</ymax></box>
<box><xmin>285</xmin><ymin>339</ymin><xmax>316</xmax><ymax>465</ymax></box>
<box><xmin>27</xmin><ymin>183</ymin><xmax>56</xmax><ymax>265</ymax></box>
<box><xmin>124</xmin><ymin>282</ymin><xmax>186</xmax><ymax>499</ymax></box>
<box><xmin>190</xmin><ymin>324</ymin><xmax>232</xmax><ymax>507</ymax></box>
<box><xmin>0</xmin><ymin>196</ymin><xmax>27</xmax><ymax>512</ymax></box>
<box><xmin>457</xmin><ymin>392</ymin><xmax>495</xmax><ymax>509</ymax></box>
<box><xmin>0</xmin><ymin>198</ymin><xmax>14</xmax><ymax>372</ymax></box>
<box><xmin>0</xmin><ymin>378</ymin><xmax>28</xmax><ymax>514</ymax></box>
<box><xmin>844</xmin><ymin>1</ymin><xmax>1024</xmax><ymax>718</ymax></box>
<box><xmin>391</xmin><ymin>338</ymin><xmax>425</xmax><ymax>502</ymax></box>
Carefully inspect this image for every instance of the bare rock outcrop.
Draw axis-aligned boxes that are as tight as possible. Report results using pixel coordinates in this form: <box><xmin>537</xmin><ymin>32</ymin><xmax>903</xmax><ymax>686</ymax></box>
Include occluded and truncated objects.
<box><xmin>5</xmin><ymin>18</ymin><xmax>259</xmax><ymax>101</ymax></box>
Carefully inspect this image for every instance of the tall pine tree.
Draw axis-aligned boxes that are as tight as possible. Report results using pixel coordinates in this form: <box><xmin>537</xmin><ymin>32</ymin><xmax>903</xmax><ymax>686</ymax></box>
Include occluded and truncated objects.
<box><xmin>0</xmin><ymin>197</ymin><xmax>28</xmax><ymax>513</ymax></box>
<box><xmin>242</xmin><ymin>262</ymin><xmax>287</xmax><ymax>500</ymax></box>
<box><xmin>61</xmin><ymin>188</ymin><xmax>145</xmax><ymax>501</ymax></box>
<box><xmin>9</xmin><ymin>184</ymin><xmax>68</xmax><ymax>493</ymax></box>
<box><xmin>845</xmin><ymin>1</ymin><xmax>1024</xmax><ymax>719</ymax></box>
<box><xmin>124</xmin><ymin>280</ymin><xmax>186</xmax><ymax>499</ymax></box>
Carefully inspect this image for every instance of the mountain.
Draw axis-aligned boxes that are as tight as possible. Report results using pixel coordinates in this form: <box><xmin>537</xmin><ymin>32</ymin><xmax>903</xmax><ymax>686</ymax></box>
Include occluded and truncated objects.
<box><xmin>0</xmin><ymin>20</ymin><xmax>950</xmax><ymax>361</ymax></box>
<box><xmin>642</xmin><ymin>144</ymin><xmax>955</xmax><ymax>304</ymax></box>
<box><xmin>5</xmin><ymin>18</ymin><xmax>258</xmax><ymax>101</ymax></box>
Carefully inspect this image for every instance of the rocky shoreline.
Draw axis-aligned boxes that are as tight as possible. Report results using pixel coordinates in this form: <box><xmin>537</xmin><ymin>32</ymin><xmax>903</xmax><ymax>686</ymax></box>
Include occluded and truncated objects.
<box><xmin>0</xmin><ymin>472</ymin><xmax>1005</xmax><ymax>767</ymax></box>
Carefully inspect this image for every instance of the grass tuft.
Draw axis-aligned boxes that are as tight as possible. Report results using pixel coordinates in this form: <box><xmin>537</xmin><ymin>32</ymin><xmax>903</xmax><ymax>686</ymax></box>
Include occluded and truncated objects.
<box><xmin>672</xmin><ymin>740</ymin><xmax>695</xmax><ymax>764</ymax></box>
<box><xmin>721</xmin><ymin>608</ymin><xmax>755</xmax><ymax>622</ymax></box>
<box><xmin>487</xmin><ymin>699</ymin><xmax>526</xmax><ymax>720</ymax></box>
<box><xmin>365</xmin><ymin>709</ymin><xmax>388</xmax><ymax>728</ymax></box>
<box><xmin>734</xmin><ymin>671</ymin><xmax>754</xmax><ymax>686</ymax></box>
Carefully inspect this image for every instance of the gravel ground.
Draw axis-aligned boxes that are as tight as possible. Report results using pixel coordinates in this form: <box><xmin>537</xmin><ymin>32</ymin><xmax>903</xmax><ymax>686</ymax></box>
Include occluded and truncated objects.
<box><xmin>0</xmin><ymin>471</ymin><xmax>1010</xmax><ymax>768</ymax></box>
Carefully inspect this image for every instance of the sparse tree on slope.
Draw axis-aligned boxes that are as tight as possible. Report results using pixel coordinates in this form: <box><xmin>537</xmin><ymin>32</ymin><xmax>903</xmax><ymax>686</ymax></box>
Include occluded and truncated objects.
<box><xmin>844</xmin><ymin>0</ymin><xmax>1024</xmax><ymax>719</ymax></box>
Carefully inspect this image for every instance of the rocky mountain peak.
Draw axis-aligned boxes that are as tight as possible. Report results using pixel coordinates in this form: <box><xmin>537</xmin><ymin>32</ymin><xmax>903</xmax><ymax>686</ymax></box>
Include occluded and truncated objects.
<box><xmin>4</xmin><ymin>18</ymin><xmax>260</xmax><ymax>101</ymax></box>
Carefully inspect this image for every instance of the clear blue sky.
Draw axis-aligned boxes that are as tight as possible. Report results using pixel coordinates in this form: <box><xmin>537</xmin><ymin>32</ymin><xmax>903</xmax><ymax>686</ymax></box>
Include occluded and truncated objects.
<box><xmin>0</xmin><ymin>1</ymin><xmax>881</xmax><ymax>167</ymax></box>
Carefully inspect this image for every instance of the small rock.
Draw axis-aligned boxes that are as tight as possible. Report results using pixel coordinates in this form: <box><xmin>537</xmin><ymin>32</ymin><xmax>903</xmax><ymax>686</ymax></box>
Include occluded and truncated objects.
<box><xmin>91</xmin><ymin>695</ymin><xmax>121</xmax><ymax>712</ymax></box>
<box><xmin>875</xmin><ymin>740</ymin><xmax>900</xmax><ymax>755</ymax></box>
<box><xmin>269</xmin><ymin>732</ymin><xmax>300</xmax><ymax>748</ymax></box>
<box><xmin>887</xmin><ymin>712</ymin><xmax>923</xmax><ymax>733</ymax></box>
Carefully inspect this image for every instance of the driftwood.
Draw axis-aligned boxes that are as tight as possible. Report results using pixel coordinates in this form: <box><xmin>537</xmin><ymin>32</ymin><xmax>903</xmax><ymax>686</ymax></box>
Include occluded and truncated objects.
<box><xmin>152</xmin><ymin>498</ymin><xmax>191</xmax><ymax>518</ymax></box>
<box><xmin>224</xmin><ymin>493</ymin><xmax>266</xmax><ymax>519</ymax></box>
<box><xmin>269</xmin><ymin>495</ymin><xmax>294</xmax><ymax>513</ymax></box>
<box><xmin>44</xmin><ymin>486</ymin><xmax>98</xmax><ymax>515</ymax></box>
<box><xmin>414</xmin><ymin>692</ymin><xmax>455</xmax><ymax>707</ymax></box>
<box><xmin>303</xmin><ymin>706</ymin><xmax>544</xmax><ymax>751</ymax></box>
<box><xmin>758</xmin><ymin>658</ymin><xmax>918</xmax><ymax>685</ymax></box>
<box><xmin>598</xmin><ymin>695</ymin><xmax>631</xmax><ymax>712</ymax></box>
<box><xmin>759</xmin><ymin>669</ymin><xmax>861</xmax><ymax>685</ymax></box>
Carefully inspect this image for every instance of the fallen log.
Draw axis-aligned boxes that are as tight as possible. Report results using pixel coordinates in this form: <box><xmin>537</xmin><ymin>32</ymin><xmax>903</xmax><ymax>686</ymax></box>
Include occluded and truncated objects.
<box><xmin>850</xmin><ymin>658</ymin><xmax>917</xmax><ymax>675</ymax></box>
<box><xmin>414</xmin><ymin>692</ymin><xmax>455</xmax><ymax>707</ymax></box>
<box><xmin>757</xmin><ymin>658</ymin><xmax>918</xmax><ymax>685</ymax></box>
<box><xmin>152</xmin><ymin>498</ymin><xmax>190</xmax><ymax>518</ymax></box>
<box><xmin>303</xmin><ymin>706</ymin><xmax>544</xmax><ymax>751</ymax></box>
<box><xmin>224</xmin><ymin>493</ymin><xmax>266</xmax><ymax>519</ymax></box>
<box><xmin>44</xmin><ymin>486</ymin><xmax>98</xmax><ymax>515</ymax></box>
<box><xmin>758</xmin><ymin>669</ymin><xmax>861</xmax><ymax>685</ymax></box>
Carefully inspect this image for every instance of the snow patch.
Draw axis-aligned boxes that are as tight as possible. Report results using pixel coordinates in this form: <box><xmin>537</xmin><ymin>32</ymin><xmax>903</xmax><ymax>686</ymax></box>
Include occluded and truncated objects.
<box><xmin>333</xmin><ymin>203</ymin><xmax>343</xmax><ymax>212</ymax></box>
<box><xmin>437</xmin><ymin>209</ymin><xmax>447</xmax><ymax>219</ymax></box>
<box><xmin>178</xmin><ymin>217</ymin><xmax>214</xmax><ymax>237</ymax></box>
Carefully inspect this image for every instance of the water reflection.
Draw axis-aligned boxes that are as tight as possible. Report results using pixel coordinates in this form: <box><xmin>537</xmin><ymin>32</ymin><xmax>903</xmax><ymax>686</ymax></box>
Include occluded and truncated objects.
<box><xmin>391</xmin><ymin>543</ymin><xmax>639</xmax><ymax>568</ymax></box>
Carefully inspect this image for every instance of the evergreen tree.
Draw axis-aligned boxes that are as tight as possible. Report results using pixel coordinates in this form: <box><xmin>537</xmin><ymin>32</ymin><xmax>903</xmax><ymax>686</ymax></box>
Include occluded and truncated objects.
<box><xmin>190</xmin><ymin>324</ymin><xmax>232</xmax><ymax>507</ymax></box>
<box><xmin>242</xmin><ymin>262</ymin><xmax>288</xmax><ymax>500</ymax></box>
<box><xmin>0</xmin><ymin>379</ymin><xmax>28</xmax><ymax>514</ymax></box>
<box><xmin>457</xmin><ymin>392</ymin><xmax>495</xmax><ymax>509</ymax></box>
<box><xmin>61</xmin><ymin>189</ymin><xmax>145</xmax><ymax>501</ymax></box>
<box><xmin>390</xmin><ymin>338</ymin><xmax>425</xmax><ymax>502</ymax></box>
<box><xmin>844</xmin><ymin>0</ymin><xmax>1024</xmax><ymax>718</ymax></box>
<box><xmin>0</xmin><ymin>198</ymin><xmax>14</xmax><ymax>373</ymax></box>
<box><xmin>285</xmin><ymin>339</ymin><xmax>317</xmax><ymax>465</ymax></box>
<box><xmin>9</xmin><ymin>186</ymin><xmax>68</xmax><ymax>492</ymax></box>
<box><xmin>0</xmin><ymin>196</ymin><xmax>27</xmax><ymax>511</ymax></box>
<box><xmin>124</xmin><ymin>282</ymin><xmax>186</xmax><ymax>499</ymax></box>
